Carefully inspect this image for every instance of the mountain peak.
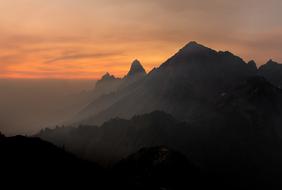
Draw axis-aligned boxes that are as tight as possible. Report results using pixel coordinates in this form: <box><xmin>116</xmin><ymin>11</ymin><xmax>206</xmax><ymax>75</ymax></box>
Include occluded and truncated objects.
<box><xmin>169</xmin><ymin>41</ymin><xmax>217</xmax><ymax>60</ymax></box>
<box><xmin>180</xmin><ymin>41</ymin><xmax>214</xmax><ymax>53</ymax></box>
<box><xmin>186</xmin><ymin>41</ymin><xmax>202</xmax><ymax>47</ymax></box>
<box><xmin>160</xmin><ymin>41</ymin><xmax>218</xmax><ymax>68</ymax></box>
<box><xmin>127</xmin><ymin>59</ymin><xmax>146</xmax><ymax>77</ymax></box>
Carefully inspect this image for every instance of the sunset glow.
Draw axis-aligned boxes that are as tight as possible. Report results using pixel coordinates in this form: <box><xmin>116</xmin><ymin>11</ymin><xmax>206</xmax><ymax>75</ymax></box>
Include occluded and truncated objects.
<box><xmin>0</xmin><ymin>0</ymin><xmax>281</xmax><ymax>79</ymax></box>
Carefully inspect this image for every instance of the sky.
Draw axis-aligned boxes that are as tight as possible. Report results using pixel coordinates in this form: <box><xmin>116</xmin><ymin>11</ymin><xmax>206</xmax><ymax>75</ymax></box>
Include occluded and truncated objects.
<box><xmin>0</xmin><ymin>0</ymin><xmax>281</xmax><ymax>79</ymax></box>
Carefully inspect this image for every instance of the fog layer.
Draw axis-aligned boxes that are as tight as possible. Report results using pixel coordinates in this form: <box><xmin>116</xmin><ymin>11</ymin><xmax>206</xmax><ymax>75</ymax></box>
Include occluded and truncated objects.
<box><xmin>0</xmin><ymin>79</ymin><xmax>94</xmax><ymax>135</ymax></box>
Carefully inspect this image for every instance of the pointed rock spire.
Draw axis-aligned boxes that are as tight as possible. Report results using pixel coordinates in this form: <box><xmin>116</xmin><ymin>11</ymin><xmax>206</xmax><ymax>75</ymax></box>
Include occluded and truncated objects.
<box><xmin>126</xmin><ymin>59</ymin><xmax>146</xmax><ymax>77</ymax></box>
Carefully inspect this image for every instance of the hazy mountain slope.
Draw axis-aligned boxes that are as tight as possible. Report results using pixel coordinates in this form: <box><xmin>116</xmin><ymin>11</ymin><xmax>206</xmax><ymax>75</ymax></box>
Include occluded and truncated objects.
<box><xmin>39</xmin><ymin>75</ymin><xmax>282</xmax><ymax>163</ymax></box>
<box><xmin>39</xmin><ymin>111</ymin><xmax>189</xmax><ymax>164</ymax></box>
<box><xmin>73</xmin><ymin>59</ymin><xmax>147</xmax><ymax>124</ymax></box>
<box><xmin>94</xmin><ymin>72</ymin><xmax>122</xmax><ymax>96</ymax></box>
<box><xmin>38</xmin><ymin>76</ymin><xmax>282</xmax><ymax>188</ymax></box>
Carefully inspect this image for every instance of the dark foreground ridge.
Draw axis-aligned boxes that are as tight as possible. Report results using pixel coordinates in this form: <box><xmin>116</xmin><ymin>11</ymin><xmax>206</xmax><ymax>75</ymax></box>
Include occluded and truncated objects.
<box><xmin>0</xmin><ymin>135</ymin><xmax>106</xmax><ymax>188</ymax></box>
<box><xmin>2</xmin><ymin>133</ymin><xmax>281</xmax><ymax>189</ymax></box>
<box><xmin>0</xmin><ymin>134</ymin><xmax>201</xmax><ymax>189</ymax></box>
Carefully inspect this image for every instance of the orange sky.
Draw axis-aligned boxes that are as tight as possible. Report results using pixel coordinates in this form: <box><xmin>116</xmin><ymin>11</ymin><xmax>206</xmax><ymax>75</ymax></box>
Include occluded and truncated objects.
<box><xmin>0</xmin><ymin>0</ymin><xmax>281</xmax><ymax>79</ymax></box>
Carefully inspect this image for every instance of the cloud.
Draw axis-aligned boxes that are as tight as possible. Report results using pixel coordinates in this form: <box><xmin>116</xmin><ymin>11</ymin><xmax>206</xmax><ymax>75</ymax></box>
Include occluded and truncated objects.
<box><xmin>0</xmin><ymin>54</ymin><xmax>21</xmax><ymax>63</ymax></box>
<box><xmin>45</xmin><ymin>52</ymin><xmax>123</xmax><ymax>64</ymax></box>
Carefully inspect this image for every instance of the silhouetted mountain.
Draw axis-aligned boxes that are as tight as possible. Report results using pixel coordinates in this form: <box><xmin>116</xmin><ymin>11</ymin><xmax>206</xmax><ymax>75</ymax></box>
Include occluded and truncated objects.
<box><xmin>258</xmin><ymin>59</ymin><xmax>282</xmax><ymax>87</ymax></box>
<box><xmin>76</xmin><ymin>41</ymin><xmax>257</xmax><ymax>126</ymax></box>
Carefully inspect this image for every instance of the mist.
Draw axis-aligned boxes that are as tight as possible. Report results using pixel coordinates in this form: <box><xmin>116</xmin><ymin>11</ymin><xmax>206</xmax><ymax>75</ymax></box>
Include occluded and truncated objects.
<box><xmin>0</xmin><ymin>79</ymin><xmax>94</xmax><ymax>135</ymax></box>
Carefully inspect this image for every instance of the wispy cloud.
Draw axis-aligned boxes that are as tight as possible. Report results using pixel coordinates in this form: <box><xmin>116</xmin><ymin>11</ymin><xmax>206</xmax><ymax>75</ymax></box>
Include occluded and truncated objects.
<box><xmin>45</xmin><ymin>52</ymin><xmax>123</xmax><ymax>64</ymax></box>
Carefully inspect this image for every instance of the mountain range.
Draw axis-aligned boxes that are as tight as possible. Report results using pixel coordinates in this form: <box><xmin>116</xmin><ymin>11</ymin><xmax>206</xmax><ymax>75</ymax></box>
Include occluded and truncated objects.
<box><xmin>36</xmin><ymin>41</ymin><xmax>282</xmax><ymax>189</ymax></box>
<box><xmin>71</xmin><ymin>41</ymin><xmax>281</xmax><ymax>127</ymax></box>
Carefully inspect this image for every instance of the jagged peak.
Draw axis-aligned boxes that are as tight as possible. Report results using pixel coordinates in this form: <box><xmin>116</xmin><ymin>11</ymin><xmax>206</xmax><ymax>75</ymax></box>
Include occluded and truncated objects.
<box><xmin>259</xmin><ymin>59</ymin><xmax>281</xmax><ymax>70</ymax></box>
<box><xmin>95</xmin><ymin>72</ymin><xmax>121</xmax><ymax>91</ymax></box>
<box><xmin>99</xmin><ymin>72</ymin><xmax>118</xmax><ymax>82</ymax></box>
<box><xmin>247</xmin><ymin>60</ymin><xmax>257</xmax><ymax>69</ymax></box>
<box><xmin>102</xmin><ymin>72</ymin><xmax>115</xmax><ymax>79</ymax></box>
<box><xmin>126</xmin><ymin>59</ymin><xmax>146</xmax><ymax>77</ymax></box>
<box><xmin>218</xmin><ymin>51</ymin><xmax>246</xmax><ymax>63</ymax></box>
<box><xmin>266</xmin><ymin>59</ymin><xmax>279</xmax><ymax>65</ymax></box>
